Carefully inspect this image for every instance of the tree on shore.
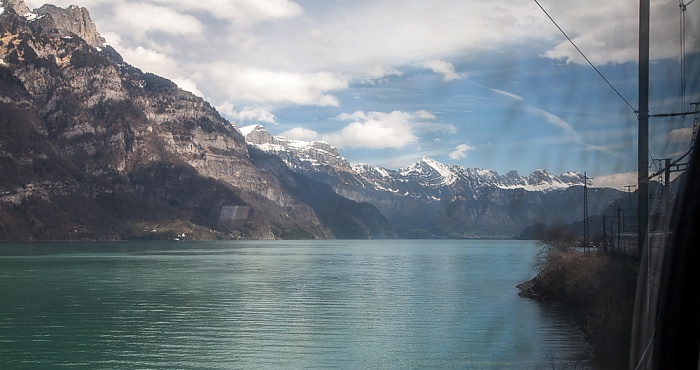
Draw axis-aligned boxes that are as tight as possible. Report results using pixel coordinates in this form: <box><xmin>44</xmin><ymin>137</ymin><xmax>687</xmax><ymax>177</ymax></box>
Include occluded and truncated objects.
<box><xmin>535</xmin><ymin>223</ymin><xmax>578</xmax><ymax>270</ymax></box>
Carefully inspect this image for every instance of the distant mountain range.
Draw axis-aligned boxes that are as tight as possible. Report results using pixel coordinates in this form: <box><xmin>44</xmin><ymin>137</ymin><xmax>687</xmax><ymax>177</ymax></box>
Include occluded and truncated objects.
<box><xmin>0</xmin><ymin>0</ymin><xmax>622</xmax><ymax>241</ymax></box>
<box><xmin>241</xmin><ymin>124</ymin><xmax>624</xmax><ymax>238</ymax></box>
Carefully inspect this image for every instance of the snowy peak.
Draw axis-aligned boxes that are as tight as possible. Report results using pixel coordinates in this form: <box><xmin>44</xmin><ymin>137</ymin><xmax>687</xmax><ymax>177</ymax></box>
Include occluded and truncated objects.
<box><xmin>354</xmin><ymin>163</ymin><xmax>395</xmax><ymax>179</ymax></box>
<box><xmin>559</xmin><ymin>171</ymin><xmax>586</xmax><ymax>184</ymax></box>
<box><xmin>238</xmin><ymin>124</ymin><xmax>590</xmax><ymax>199</ymax></box>
<box><xmin>399</xmin><ymin>157</ymin><xmax>459</xmax><ymax>187</ymax></box>
<box><xmin>239</xmin><ymin>124</ymin><xmax>352</xmax><ymax>171</ymax></box>
<box><xmin>526</xmin><ymin>169</ymin><xmax>558</xmax><ymax>187</ymax></box>
<box><xmin>355</xmin><ymin>158</ymin><xmax>588</xmax><ymax>199</ymax></box>
<box><xmin>497</xmin><ymin>169</ymin><xmax>585</xmax><ymax>191</ymax></box>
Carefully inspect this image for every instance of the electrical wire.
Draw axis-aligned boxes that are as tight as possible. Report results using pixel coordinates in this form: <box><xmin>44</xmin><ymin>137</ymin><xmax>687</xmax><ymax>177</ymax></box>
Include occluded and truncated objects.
<box><xmin>647</xmin><ymin>147</ymin><xmax>693</xmax><ymax>180</ymax></box>
<box><xmin>659</xmin><ymin>113</ymin><xmax>688</xmax><ymax>157</ymax></box>
<box><xmin>650</xmin><ymin>152</ymin><xmax>660</xmax><ymax>171</ymax></box>
<box><xmin>532</xmin><ymin>0</ymin><xmax>638</xmax><ymax>115</ymax></box>
<box><xmin>680</xmin><ymin>1</ymin><xmax>685</xmax><ymax>106</ymax></box>
<box><xmin>654</xmin><ymin>1</ymin><xmax>694</xmax><ymax>158</ymax></box>
<box><xmin>677</xmin><ymin>0</ymin><xmax>695</xmax><ymax>106</ymax></box>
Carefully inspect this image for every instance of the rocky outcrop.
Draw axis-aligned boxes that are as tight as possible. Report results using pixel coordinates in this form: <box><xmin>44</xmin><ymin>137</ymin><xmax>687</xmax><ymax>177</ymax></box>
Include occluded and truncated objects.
<box><xmin>3</xmin><ymin>0</ymin><xmax>30</xmax><ymax>15</ymax></box>
<box><xmin>34</xmin><ymin>4</ymin><xmax>105</xmax><ymax>48</ymax></box>
<box><xmin>1</xmin><ymin>0</ymin><xmax>105</xmax><ymax>48</ymax></box>
<box><xmin>0</xmin><ymin>0</ymin><xmax>31</xmax><ymax>16</ymax></box>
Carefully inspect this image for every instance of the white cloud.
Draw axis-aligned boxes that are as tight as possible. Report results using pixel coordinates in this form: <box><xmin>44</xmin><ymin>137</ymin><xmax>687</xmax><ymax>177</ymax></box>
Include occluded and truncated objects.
<box><xmin>149</xmin><ymin>0</ymin><xmax>303</xmax><ymax>28</ymax></box>
<box><xmin>449</xmin><ymin>144</ymin><xmax>477</xmax><ymax>160</ymax></box>
<box><xmin>110</xmin><ymin>3</ymin><xmax>205</xmax><ymax>41</ymax></box>
<box><xmin>38</xmin><ymin>0</ymin><xmax>684</xmax><ymax>111</ymax></box>
<box><xmin>528</xmin><ymin>106</ymin><xmax>578</xmax><ymax>137</ymax></box>
<box><xmin>203</xmin><ymin>64</ymin><xmax>348</xmax><ymax>106</ymax></box>
<box><xmin>279</xmin><ymin>127</ymin><xmax>319</xmax><ymax>141</ymax></box>
<box><xmin>326</xmin><ymin>110</ymin><xmax>456</xmax><ymax>149</ymax></box>
<box><xmin>216</xmin><ymin>103</ymin><xmax>277</xmax><ymax>124</ymax></box>
<box><xmin>668</xmin><ymin>127</ymin><xmax>694</xmax><ymax>143</ymax></box>
<box><xmin>420</xmin><ymin>59</ymin><xmax>465</xmax><ymax>82</ymax></box>
<box><xmin>415</xmin><ymin>121</ymin><xmax>458</xmax><ymax>135</ymax></box>
<box><xmin>324</xmin><ymin>111</ymin><xmax>418</xmax><ymax>149</ymax></box>
<box><xmin>365</xmin><ymin>65</ymin><xmax>404</xmax><ymax>79</ymax></box>
<box><xmin>337</xmin><ymin>111</ymin><xmax>368</xmax><ymax>121</ymax></box>
<box><xmin>361</xmin><ymin>65</ymin><xmax>404</xmax><ymax>84</ymax></box>
<box><xmin>22</xmin><ymin>0</ymin><xmax>694</xmax><ymax>178</ymax></box>
<box><xmin>103</xmin><ymin>32</ymin><xmax>205</xmax><ymax>97</ymax></box>
<box><xmin>172</xmin><ymin>78</ymin><xmax>204</xmax><ymax>97</ymax></box>
<box><xmin>592</xmin><ymin>172</ymin><xmax>637</xmax><ymax>189</ymax></box>
<box><xmin>527</xmin><ymin>105</ymin><xmax>623</xmax><ymax>157</ymax></box>
<box><xmin>490</xmin><ymin>88</ymin><xmax>525</xmax><ymax>101</ymax></box>
<box><xmin>538</xmin><ymin>0</ymin><xmax>698</xmax><ymax>64</ymax></box>
<box><xmin>415</xmin><ymin>110</ymin><xmax>437</xmax><ymax>120</ymax></box>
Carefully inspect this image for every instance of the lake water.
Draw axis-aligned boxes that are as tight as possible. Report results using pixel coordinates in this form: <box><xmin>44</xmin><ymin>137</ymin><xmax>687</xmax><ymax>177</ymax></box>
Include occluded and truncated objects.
<box><xmin>0</xmin><ymin>240</ymin><xmax>589</xmax><ymax>368</ymax></box>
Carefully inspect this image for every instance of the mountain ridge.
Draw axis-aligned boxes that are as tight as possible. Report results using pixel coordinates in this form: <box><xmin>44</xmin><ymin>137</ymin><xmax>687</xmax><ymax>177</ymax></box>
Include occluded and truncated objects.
<box><xmin>240</xmin><ymin>123</ymin><xmax>624</xmax><ymax>238</ymax></box>
<box><xmin>241</xmin><ymin>123</ymin><xmax>596</xmax><ymax>197</ymax></box>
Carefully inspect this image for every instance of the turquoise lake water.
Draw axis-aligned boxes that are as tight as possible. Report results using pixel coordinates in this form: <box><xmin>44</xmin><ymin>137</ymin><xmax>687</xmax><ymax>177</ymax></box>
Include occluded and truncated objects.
<box><xmin>0</xmin><ymin>240</ymin><xmax>589</xmax><ymax>368</ymax></box>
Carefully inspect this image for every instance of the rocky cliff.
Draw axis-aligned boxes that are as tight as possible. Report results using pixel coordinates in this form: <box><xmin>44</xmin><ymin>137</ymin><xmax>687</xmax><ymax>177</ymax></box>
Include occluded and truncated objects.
<box><xmin>0</xmin><ymin>0</ymin><xmax>393</xmax><ymax>240</ymax></box>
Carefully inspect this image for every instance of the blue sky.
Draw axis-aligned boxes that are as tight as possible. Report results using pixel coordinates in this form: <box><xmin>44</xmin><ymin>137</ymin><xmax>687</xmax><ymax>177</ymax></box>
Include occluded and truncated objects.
<box><xmin>25</xmin><ymin>0</ymin><xmax>700</xmax><ymax>187</ymax></box>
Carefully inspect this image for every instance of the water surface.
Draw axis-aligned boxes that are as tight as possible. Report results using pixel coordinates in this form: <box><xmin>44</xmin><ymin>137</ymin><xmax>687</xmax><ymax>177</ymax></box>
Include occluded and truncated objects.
<box><xmin>0</xmin><ymin>240</ymin><xmax>588</xmax><ymax>368</ymax></box>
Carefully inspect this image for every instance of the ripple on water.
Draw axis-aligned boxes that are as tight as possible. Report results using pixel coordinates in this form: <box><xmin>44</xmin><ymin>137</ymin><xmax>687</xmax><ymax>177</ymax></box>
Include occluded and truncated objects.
<box><xmin>0</xmin><ymin>240</ymin><xmax>590</xmax><ymax>368</ymax></box>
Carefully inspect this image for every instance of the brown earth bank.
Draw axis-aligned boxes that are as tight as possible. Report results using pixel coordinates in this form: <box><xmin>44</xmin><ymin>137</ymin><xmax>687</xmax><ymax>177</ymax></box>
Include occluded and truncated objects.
<box><xmin>518</xmin><ymin>251</ymin><xmax>638</xmax><ymax>369</ymax></box>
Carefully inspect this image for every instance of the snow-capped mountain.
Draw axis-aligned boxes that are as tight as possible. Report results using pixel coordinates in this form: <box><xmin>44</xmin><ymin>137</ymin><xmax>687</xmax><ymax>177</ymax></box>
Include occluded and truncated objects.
<box><xmin>356</xmin><ymin>158</ymin><xmax>588</xmax><ymax>199</ymax></box>
<box><xmin>239</xmin><ymin>124</ymin><xmax>589</xmax><ymax>198</ymax></box>
<box><xmin>240</xmin><ymin>124</ymin><xmax>353</xmax><ymax>173</ymax></box>
<box><xmin>238</xmin><ymin>124</ymin><xmax>622</xmax><ymax>238</ymax></box>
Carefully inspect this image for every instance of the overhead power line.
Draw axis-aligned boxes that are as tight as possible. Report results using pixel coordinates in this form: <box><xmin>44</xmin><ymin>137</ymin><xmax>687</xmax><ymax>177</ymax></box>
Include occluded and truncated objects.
<box><xmin>679</xmin><ymin>0</ymin><xmax>695</xmax><ymax>106</ymax></box>
<box><xmin>532</xmin><ymin>0</ymin><xmax>638</xmax><ymax>115</ymax></box>
<box><xmin>647</xmin><ymin>147</ymin><xmax>692</xmax><ymax>179</ymax></box>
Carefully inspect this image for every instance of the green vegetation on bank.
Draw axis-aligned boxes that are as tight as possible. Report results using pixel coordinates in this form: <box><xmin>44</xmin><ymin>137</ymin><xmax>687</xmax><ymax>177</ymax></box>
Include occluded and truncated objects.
<box><xmin>518</xmin><ymin>225</ymin><xmax>638</xmax><ymax>369</ymax></box>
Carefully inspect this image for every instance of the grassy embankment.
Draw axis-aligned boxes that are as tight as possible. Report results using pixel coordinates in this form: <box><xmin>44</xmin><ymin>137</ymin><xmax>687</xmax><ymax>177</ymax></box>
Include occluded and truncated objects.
<box><xmin>518</xmin><ymin>227</ymin><xmax>638</xmax><ymax>369</ymax></box>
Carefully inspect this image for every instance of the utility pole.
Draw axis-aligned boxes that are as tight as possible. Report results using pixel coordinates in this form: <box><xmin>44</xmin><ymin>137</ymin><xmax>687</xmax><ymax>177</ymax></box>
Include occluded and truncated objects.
<box><xmin>583</xmin><ymin>172</ymin><xmax>590</xmax><ymax>253</ymax></box>
<box><xmin>638</xmin><ymin>0</ymin><xmax>650</xmax><ymax>257</ymax></box>
<box><xmin>603</xmin><ymin>215</ymin><xmax>607</xmax><ymax>253</ymax></box>
<box><xmin>692</xmin><ymin>102</ymin><xmax>699</xmax><ymax>154</ymax></box>
<box><xmin>664</xmin><ymin>158</ymin><xmax>671</xmax><ymax>213</ymax></box>
<box><xmin>631</xmin><ymin>5</ymin><xmax>651</xmax><ymax>364</ymax></box>
<box><xmin>625</xmin><ymin>185</ymin><xmax>636</xmax><ymax>210</ymax></box>
<box><xmin>618</xmin><ymin>205</ymin><xmax>622</xmax><ymax>253</ymax></box>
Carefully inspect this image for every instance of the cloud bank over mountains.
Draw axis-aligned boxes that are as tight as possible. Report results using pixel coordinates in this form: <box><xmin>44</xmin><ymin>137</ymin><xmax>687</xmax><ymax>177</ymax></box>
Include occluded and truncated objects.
<box><xmin>23</xmin><ymin>0</ymin><xmax>700</xmax><ymax>179</ymax></box>
<box><xmin>29</xmin><ymin>0</ymin><xmax>692</xmax><ymax>110</ymax></box>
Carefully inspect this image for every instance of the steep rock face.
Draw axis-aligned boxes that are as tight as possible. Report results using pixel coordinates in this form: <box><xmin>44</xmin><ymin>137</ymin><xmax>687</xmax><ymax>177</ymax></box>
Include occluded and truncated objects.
<box><xmin>248</xmin><ymin>147</ymin><xmax>396</xmax><ymax>239</ymax></box>
<box><xmin>34</xmin><ymin>4</ymin><xmax>105</xmax><ymax>48</ymax></box>
<box><xmin>3</xmin><ymin>0</ymin><xmax>30</xmax><ymax>16</ymax></box>
<box><xmin>0</xmin><ymin>1</ymin><xmax>393</xmax><ymax>240</ymax></box>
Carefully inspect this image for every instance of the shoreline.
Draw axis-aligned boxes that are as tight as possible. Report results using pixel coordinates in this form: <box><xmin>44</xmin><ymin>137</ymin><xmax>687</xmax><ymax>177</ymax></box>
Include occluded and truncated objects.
<box><xmin>518</xmin><ymin>252</ymin><xmax>637</xmax><ymax>369</ymax></box>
